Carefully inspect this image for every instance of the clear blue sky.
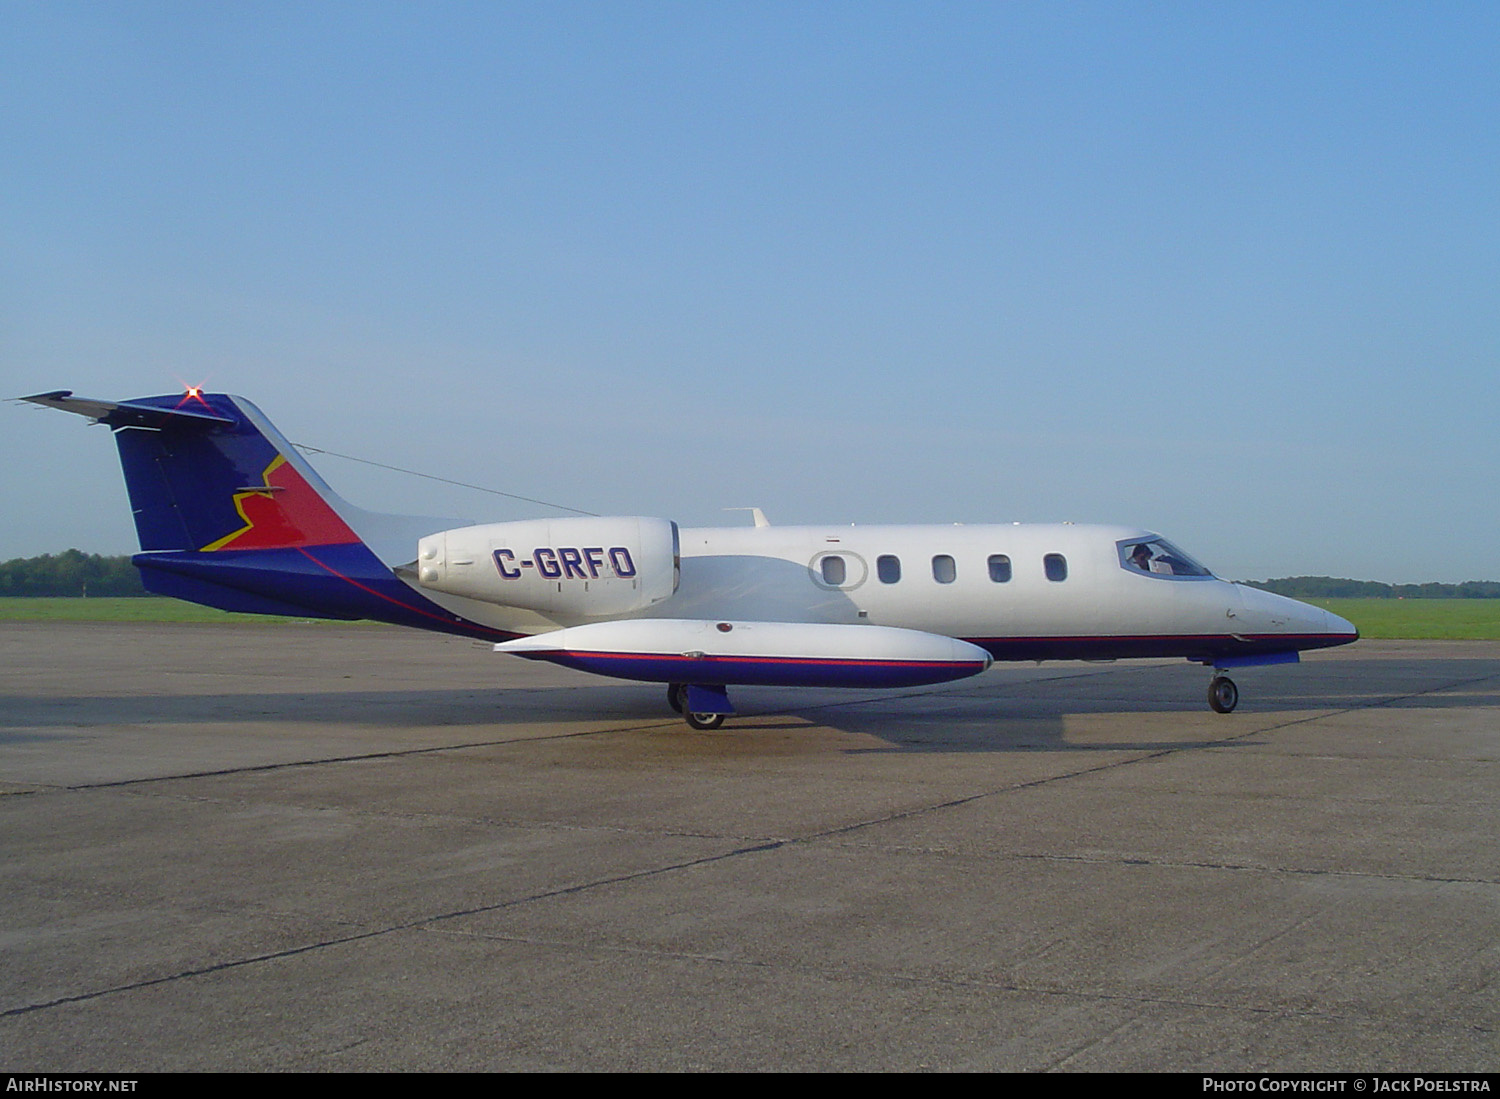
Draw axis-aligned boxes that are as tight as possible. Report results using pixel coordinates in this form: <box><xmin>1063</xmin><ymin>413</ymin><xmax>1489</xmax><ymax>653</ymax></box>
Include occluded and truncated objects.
<box><xmin>4</xmin><ymin>2</ymin><xmax>1497</xmax><ymax>583</ymax></box>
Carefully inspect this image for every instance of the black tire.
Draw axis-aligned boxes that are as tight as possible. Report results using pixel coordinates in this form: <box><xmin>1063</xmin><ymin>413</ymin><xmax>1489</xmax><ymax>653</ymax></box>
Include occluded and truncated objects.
<box><xmin>1208</xmin><ymin>675</ymin><xmax>1239</xmax><ymax>714</ymax></box>
<box><xmin>667</xmin><ymin>683</ymin><xmax>685</xmax><ymax>713</ymax></box>
<box><xmin>684</xmin><ymin>710</ymin><xmax>726</xmax><ymax>730</ymax></box>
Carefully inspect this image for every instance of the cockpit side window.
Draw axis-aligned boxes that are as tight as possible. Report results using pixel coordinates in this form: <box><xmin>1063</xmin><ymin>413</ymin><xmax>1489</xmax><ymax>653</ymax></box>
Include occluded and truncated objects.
<box><xmin>1118</xmin><ymin>538</ymin><xmax>1214</xmax><ymax>579</ymax></box>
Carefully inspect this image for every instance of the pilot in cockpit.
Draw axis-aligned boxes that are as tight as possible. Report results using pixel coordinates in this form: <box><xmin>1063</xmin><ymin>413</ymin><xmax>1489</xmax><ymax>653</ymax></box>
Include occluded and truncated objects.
<box><xmin>1128</xmin><ymin>543</ymin><xmax>1154</xmax><ymax>572</ymax></box>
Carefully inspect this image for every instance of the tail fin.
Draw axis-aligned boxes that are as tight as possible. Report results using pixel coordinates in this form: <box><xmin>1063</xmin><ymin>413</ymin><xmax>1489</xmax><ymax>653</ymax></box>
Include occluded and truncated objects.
<box><xmin>24</xmin><ymin>390</ymin><xmax>508</xmax><ymax>638</ymax></box>
<box><xmin>26</xmin><ymin>390</ymin><xmax>363</xmax><ymax>554</ymax></box>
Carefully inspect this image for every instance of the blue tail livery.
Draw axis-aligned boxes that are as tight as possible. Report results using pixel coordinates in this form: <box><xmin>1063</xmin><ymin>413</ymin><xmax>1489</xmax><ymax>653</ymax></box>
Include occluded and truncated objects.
<box><xmin>27</xmin><ymin>388</ymin><xmax>1356</xmax><ymax>726</ymax></box>
<box><xmin>23</xmin><ymin>390</ymin><xmax>516</xmax><ymax>639</ymax></box>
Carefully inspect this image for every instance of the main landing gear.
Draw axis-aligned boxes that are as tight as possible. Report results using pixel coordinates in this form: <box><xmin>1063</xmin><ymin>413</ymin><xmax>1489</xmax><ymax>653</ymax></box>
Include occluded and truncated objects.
<box><xmin>1208</xmin><ymin>674</ymin><xmax>1239</xmax><ymax>714</ymax></box>
<box><xmin>667</xmin><ymin>683</ymin><xmax>728</xmax><ymax>730</ymax></box>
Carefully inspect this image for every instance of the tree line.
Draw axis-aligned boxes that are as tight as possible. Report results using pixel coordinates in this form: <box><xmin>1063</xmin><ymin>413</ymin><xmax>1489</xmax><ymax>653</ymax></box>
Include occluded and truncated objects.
<box><xmin>2</xmin><ymin>551</ymin><xmax>1497</xmax><ymax>600</ymax></box>
<box><xmin>1243</xmin><ymin>576</ymin><xmax>1500</xmax><ymax>600</ymax></box>
<box><xmin>0</xmin><ymin>551</ymin><xmax>147</xmax><ymax>597</ymax></box>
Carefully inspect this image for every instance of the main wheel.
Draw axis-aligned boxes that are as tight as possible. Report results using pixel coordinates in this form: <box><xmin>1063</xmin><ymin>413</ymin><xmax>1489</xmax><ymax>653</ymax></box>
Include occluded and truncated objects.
<box><xmin>1208</xmin><ymin>675</ymin><xmax>1239</xmax><ymax>714</ymax></box>
<box><xmin>667</xmin><ymin>683</ymin><xmax>686</xmax><ymax>713</ymax></box>
<box><xmin>684</xmin><ymin>710</ymin><xmax>726</xmax><ymax>730</ymax></box>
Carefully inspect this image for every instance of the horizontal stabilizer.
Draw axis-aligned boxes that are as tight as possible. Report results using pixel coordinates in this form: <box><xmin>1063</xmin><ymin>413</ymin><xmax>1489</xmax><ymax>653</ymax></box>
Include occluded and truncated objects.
<box><xmin>22</xmin><ymin>390</ymin><xmax>235</xmax><ymax>427</ymax></box>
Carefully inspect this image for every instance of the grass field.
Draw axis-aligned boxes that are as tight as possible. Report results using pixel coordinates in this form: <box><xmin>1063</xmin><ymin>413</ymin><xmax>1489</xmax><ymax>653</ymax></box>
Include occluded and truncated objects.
<box><xmin>0</xmin><ymin>597</ymin><xmax>329</xmax><ymax>624</ymax></box>
<box><xmin>2</xmin><ymin>596</ymin><xmax>1498</xmax><ymax>640</ymax></box>
<box><xmin>1304</xmin><ymin>598</ymin><xmax>1500</xmax><ymax>641</ymax></box>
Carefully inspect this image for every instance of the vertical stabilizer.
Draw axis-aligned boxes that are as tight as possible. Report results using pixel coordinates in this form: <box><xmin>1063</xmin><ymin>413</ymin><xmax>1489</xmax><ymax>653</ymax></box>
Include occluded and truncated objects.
<box><xmin>105</xmin><ymin>392</ymin><xmax>362</xmax><ymax>553</ymax></box>
<box><xmin>23</xmin><ymin>390</ymin><xmax>512</xmax><ymax>639</ymax></box>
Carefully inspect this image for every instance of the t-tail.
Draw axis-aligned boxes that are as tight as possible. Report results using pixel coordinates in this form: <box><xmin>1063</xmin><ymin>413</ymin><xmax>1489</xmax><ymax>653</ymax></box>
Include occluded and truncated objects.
<box><xmin>23</xmin><ymin>390</ymin><xmax>514</xmax><ymax>640</ymax></box>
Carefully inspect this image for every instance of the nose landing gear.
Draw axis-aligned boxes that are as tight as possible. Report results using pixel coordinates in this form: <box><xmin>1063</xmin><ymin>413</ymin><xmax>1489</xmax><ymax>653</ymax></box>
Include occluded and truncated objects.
<box><xmin>1197</xmin><ymin>649</ymin><xmax>1299</xmax><ymax>714</ymax></box>
<box><xmin>1208</xmin><ymin>675</ymin><xmax>1239</xmax><ymax>714</ymax></box>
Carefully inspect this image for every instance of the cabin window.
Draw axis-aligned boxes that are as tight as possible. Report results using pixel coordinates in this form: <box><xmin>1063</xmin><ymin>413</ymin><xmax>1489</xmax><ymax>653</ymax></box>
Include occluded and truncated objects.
<box><xmin>987</xmin><ymin>554</ymin><xmax>1012</xmax><ymax>583</ymax></box>
<box><xmin>820</xmin><ymin>555</ymin><xmax>847</xmax><ymax>586</ymax></box>
<box><xmin>877</xmin><ymin>554</ymin><xmax>901</xmax><ymax>584</ymax></box>
<box><xmin>1044</xmin><ymin>553</ymin><xmax>1068</xmax><ymax>582</ymax></box>
<box><xmin>932</xmin><ymin>555</ymin><xmax>956</xmax><ymax>584</ymax></box>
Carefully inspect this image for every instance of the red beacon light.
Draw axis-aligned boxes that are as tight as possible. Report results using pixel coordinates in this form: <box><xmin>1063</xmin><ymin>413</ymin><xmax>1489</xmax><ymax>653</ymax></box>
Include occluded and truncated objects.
<box><xmin>174</xmin><ymin>384</ymin><xmax>212</xmax><ymax>411</ymax></box>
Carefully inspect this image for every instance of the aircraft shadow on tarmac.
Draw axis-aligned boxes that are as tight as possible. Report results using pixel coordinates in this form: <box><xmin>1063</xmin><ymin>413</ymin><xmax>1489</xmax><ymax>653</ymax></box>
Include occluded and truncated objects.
<box><xmin>4</xmin><ymin>655</ymin><xmax>1496</xmax><ymax>755</ymax></box>
<box><xmin>0</xmin><ymin>689</ymin><xmax>1258</xmax><ymax>757</ymax></box>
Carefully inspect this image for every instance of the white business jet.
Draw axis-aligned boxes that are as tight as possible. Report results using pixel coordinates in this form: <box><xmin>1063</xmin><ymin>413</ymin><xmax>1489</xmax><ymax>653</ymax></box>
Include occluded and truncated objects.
<box><xmin>26</xmin><ymin>390</ymin><xmax>1357</xmax><ymax>728</ymax></box>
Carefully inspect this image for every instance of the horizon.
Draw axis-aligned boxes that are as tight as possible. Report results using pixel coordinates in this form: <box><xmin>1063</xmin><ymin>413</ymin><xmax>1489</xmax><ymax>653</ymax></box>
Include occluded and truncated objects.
<box><xmin>7</xmin><ymin>529</ymin><xmax>1499</xmax><ymax>592</ymax></box>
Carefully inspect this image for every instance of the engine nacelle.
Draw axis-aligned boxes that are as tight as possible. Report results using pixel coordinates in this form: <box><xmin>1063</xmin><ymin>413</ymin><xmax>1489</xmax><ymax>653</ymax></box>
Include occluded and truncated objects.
<box><xmin>416</xmin><ymin>516</ymin><xmax>679</xmax><ymax>617</ymax></box>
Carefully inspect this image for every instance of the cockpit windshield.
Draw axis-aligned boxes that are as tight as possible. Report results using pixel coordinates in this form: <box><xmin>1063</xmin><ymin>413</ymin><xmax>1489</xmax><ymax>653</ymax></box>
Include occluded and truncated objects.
<box><xmin>1118</xmin><ymin>537</ymin><xmax>1215</xmax><ymax>580</ymax></box>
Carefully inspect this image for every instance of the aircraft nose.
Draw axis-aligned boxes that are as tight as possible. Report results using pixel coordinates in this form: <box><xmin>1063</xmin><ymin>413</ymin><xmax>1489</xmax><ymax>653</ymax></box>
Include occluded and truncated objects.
<box><xmin>1235</xmin><ymin>585</ymin><xmax>1358</xmax><ymax>646</ymax></box>
<box><xmin>1324</xmin><ymin>608</ymin><xmax>1359</xmax><ymax>641</ymax></box>
<box><xmin>1296</xmin><ymin>600</ymin><xmax>1357</xmax><ymax>642</ymax></box>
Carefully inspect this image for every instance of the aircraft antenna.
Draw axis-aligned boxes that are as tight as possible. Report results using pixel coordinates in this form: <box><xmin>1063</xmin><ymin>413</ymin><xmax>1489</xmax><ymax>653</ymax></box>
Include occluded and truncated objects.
<box><xmin>291</xmin><ymin>443</ymin><xmax>599</xmax><ymax>517</ymax></box>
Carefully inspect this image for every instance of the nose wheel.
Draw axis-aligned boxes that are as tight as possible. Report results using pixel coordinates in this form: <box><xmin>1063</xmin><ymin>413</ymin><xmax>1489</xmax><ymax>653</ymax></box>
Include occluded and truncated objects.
<box><xmin>1208</xmin><ymin>675</ymin><xmax>1239</xmax><ymax>714</ymax></box>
